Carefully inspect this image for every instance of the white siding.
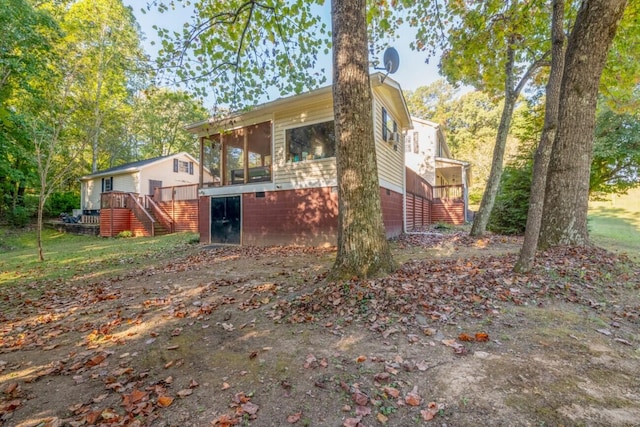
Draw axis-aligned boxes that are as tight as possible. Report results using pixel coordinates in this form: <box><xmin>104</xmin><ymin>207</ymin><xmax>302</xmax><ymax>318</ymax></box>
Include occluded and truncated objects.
<box><xmin>373</xmin><ymin>97</ymin><xmax>404</xmax><ymax>190</ymax></box>
<box><xmin>83</xmin><ymin>178</ymin><xmax>100</xmax><ymax>210</ymax></box>
<box><xmin>139</xmin><ymin>154</ymin><xmax>206</xmax><ymax>195</ymax></box>
<box><xmin>273</xmin><ymin>100</ymin><xmax>336</xmax><ymax>188</ymax></box>
<box><xmin>114</xmin><ymin>173</ymin><xmax>137</xmax><ymax>194</ymax></box>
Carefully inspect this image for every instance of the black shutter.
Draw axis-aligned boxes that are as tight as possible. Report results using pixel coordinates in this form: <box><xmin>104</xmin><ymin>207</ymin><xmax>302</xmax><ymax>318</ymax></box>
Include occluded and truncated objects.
<box><xmin>173</xmin><ymin>158</ymin><xmax>179</xmax><ymax>172</ymax></box>
<box><xmin>382</xmin><ymin>108</ymin><xmax>388</xmax><ymax>141</ymax></box>
<box><xmin>189</xmin><ymin>162</ymin><xmax>194</xmax><ymax>175</ymax></box>
<box><xmin>101</xmin><ymin>178</ymin><xmax>104</xmax><ymax>192</ymax></box>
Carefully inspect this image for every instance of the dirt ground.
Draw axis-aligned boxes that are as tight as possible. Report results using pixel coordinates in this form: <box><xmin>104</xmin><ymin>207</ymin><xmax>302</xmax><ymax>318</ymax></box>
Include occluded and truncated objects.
<box><xmin>1</xmin><ymin>232</ymin><xmax>639</xmax><ymax>427</ymax></box>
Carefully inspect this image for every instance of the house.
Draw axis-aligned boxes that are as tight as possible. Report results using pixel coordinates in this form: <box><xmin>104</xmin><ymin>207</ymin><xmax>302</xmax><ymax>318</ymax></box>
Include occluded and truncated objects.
<box><xmin>79</xmin><ymin>152</ymin><xmax>212</xmax><ymax>236</ymax></box>
<box><xmin>404</xmin><ymin>117</ymin><xmax>471</xmax><ymax>224</ymax></box>
<box><xmin>187</xmin><ymin>73</ymin><xmax>412</xmax><ymax>246</ymax></box>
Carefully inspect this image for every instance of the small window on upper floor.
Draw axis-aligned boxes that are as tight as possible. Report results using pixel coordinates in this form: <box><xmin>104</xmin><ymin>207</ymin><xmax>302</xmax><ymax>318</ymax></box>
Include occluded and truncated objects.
<box><xmin>382</xmin><ymin>107</ymin><xmax>398</xmax><ymax>142</ymax></box>
<box><xmin>413</xmin><ymin>131</ymin><xmax>419</xmax><ymax>154</ymax></box>
<box><xmin>174</xmin><ymin>159</ymin><xmax>194</xmax><ymax>174</ymax></box>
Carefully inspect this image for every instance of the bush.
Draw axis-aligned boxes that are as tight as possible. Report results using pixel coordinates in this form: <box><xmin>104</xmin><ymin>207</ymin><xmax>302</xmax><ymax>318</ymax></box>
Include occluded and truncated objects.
<box><xmin>45</xmin><ymin>191</ymin><xmax>80</xmax><ymax>218</ymax></box>
<box><xmin>117</xmin><ymin>230</ymin><xmax>134</xmax><ymax>238</ymax></box>
<box><xmin>488</xmin><ymin>160</ymin><xmax>532</xmax><ymax>235</ymax></box>
<box><xmin>7</xmin><ymin>206</ymin><xmax>32</xmax><ymax>228</ymax></box>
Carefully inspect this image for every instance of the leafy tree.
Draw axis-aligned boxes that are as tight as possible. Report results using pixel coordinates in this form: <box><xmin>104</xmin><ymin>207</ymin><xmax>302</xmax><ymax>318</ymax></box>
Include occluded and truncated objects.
<box><xmin>540</xmin><ymin>0</ymin><xmax>628</xmax><ymax>248</ymax></box>
<box><xmin>590</xmin><ymin>106</ymin><xmax>640</xmax><ymax>197</ymax></box>
<box><xmin>0</xmin><ymin>0</ymin><xmax>59</xmax><ymax>219</ymax></box>
<box><xmin>151</xmin><ymin>0</ymin><xmax>330</xmax><ymax>108</ymax></box>
<box><xmin>401</xmin><ymin>0</ymin><xmax>553</xmax><ymax>237</ymax></box>
<box><xmin>152</xmin><ymin>0</ymin><xmax>397</xmax><ymax>278</ymax></box>
<box><xmin>130</xmin><ymin>87</ymin><xmax>208</xmax><ymax>158</ymax></box>
<box><xmin>330</xmin><ymin>0</ymin><xmax>395</xmax><ymax>278</ymax></box>
<box><xmin>404</xmin><ymin>79</ymin><xmax>457</xmax><ymax>124</ymax></box>
<box><xmin>59</xmin><ymin>0</ymin><xmax>147</xmax><ymax>173</ymax></box>
<box><xmin>515</xmin><ymin>0</ymin><xmax>565</xmax><ymax>273</ymax></box>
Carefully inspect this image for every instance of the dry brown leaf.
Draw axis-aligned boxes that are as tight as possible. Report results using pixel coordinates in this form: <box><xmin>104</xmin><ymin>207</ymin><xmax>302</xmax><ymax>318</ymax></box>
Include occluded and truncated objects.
<box><xmin>157</xmin><ymin>395</ymin><xmax>174</xmax><ymax>407</ymax></box>
<box><xmin>382</xmin><ymin>386</ymin><xmax>400</xmax><ymax>398</ymax></box>
<box><xmin>458</xmin><ymin>333</ymin><xmax>474</xmax><ymax>342</ymax></box>
<box><xmin>352</xmin><ymin>390</ymin><xmax>368</xmax><ymax>406</ymax></box>
<box><xmin>475</xmin><ymin>332</ymin><xmax>489</xmax><ymax>342</ymax></box>
<box><xmin>287</xmin><ymin>412</ymin><xmax>302</xmax><ymax>423</ymax></box>
<box><xmin>405</xmin><ymin>386</ymin><xmax>421</xmax><ymax>406</ymax></box>
<box><xmin>241</xmin><ymin>401</ymin><xmax>259</xmax><ymax>415</ymax></box>
<box><xmin>177</xmin><ymin>388</ymin><xmax>193</xmax><ymax>398</ymax></box>
<box><xmin>356</xmin><ymin>355</ymin><xmax>367</xmax><ymax>363</ymax></box>
<box><xmin>377</xmin><ymin>412</ymin><xmax>389</xmax><ymax>423</ymax></box>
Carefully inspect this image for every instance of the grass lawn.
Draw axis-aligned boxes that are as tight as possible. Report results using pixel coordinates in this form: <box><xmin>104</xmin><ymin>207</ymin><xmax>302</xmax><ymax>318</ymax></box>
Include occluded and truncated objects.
<box><xmin>0</xmin><ymin>228</ymin><xmax>200</xmax><ymax>288</ymax></box>
<box><xmin>588</xmin><ymin>187</ymin><xmax>640</xmax><ymax>261</ymax></box>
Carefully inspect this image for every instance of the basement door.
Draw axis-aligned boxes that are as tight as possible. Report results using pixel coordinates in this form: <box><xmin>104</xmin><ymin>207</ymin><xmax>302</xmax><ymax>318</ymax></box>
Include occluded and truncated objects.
<box><xmin>210</xmin><ymin>196</ymin><xmax>241</xmax><ymax>244</ymax></box>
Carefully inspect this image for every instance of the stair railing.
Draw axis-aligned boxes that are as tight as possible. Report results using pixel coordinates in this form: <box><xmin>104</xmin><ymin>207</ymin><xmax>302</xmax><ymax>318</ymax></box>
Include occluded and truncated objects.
<box><xmin>145</xmin><ymin>195</ymin><xmax>174</xmax><ymax>233</ymax></box>
<box><xmin>125</xmin><ymin>193</ymin><xmax>155</xmax><ymax>236</ymax></box>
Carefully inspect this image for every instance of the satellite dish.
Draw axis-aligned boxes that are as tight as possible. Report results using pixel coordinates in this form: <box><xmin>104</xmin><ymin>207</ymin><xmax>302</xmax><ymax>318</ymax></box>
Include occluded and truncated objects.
<box><xmin>382</xmin><ymin>47</ymin><xmax>400</xmax><ymax>74</ymax></box>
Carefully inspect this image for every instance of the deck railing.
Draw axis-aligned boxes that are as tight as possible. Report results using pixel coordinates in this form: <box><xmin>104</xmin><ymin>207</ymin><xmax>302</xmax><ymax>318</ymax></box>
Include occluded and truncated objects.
<box><xmin>434</xmin><ymin>185</ymin><xmax>464</xmax><ymax>200</ymax></box>
<box><xmin>153</xmin><ymin>184</ymin><xmax>198</xmax><ymax>202</ymax></box>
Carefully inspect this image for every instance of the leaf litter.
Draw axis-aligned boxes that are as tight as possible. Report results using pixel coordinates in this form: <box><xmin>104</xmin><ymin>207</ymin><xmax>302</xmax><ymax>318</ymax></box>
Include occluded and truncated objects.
<box><xmin>0</xmin><ymin>233</ymin><xmax>639</xmax><ymax>426</ymax></box>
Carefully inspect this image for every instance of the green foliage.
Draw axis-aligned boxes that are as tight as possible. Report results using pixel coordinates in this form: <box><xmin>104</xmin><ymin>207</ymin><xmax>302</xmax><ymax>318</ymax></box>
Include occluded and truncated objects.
<box><xmin>117</xmin><ymin>230</ymin><xmax>134</xmax><ymax>238</ymax></box>
<box><xmin>44</xmin><ymin>191</ymin><xmax>80</xmax><ymax>217</ymax></box>
<box><xmin>404</xmin><ymin>80</ymin><xmax>457</xmax><ymax>123</ymax></box>
<box><xmin>488</xmin><ymin>156</ymin><xmax>532</xmax><ymax>235</ymax></box>
<box><xmin>590</xmin><ymin>106</ymin><xmax>640</xmax><ymax>197</ymax></box>
<box><xmin>153</xmin><ymin>0</ymin><xmax>331</xmax><ymax>109</ymax></box>
<box><xmin>6</xmin><ymin>206</ymin><xmax>33</xmax><ymax>228</ymax></box>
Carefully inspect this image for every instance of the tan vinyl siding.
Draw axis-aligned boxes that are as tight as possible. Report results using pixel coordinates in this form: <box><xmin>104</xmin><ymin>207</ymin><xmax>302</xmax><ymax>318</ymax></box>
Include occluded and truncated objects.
<box><xmin>114</xmin><ymin>173</ymin><xmax>137</xmax><ymax>194</ymax></box>
<box><xmin>273</xmin><ymin>99</ymin><xmax>336</xmax><ymax>188</ymax></box>
<box><xmin>373</xmin><ymin>97</ymin><xmax>404</xmax><ymax>190</ymax></box>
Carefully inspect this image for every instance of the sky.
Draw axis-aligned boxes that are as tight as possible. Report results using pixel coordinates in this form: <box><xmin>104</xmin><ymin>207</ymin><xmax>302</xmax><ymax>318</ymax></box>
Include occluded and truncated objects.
<box><xmin>125</xmin><ymin>2</ymin><xmax>444</xmax><ymax>101</ymax></box>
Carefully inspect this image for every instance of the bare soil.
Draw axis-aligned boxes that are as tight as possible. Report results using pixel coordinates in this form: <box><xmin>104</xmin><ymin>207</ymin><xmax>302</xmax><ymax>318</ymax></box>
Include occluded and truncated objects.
<box><xmin>1</xmin><ymin>232</ymin><xmax>639</xmax><ymax>427</ymax></box>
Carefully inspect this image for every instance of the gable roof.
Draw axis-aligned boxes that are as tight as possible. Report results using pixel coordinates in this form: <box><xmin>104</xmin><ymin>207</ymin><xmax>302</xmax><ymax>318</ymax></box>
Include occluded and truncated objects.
<box><xmin>79</xmin><ymin>152</ymin><xmax>199</xmax><ymax>181</ymax></box>
<box><xmin>186</xmin><ymin>72</ymin><xmax>412</xmax><ymax>135</ymax></box>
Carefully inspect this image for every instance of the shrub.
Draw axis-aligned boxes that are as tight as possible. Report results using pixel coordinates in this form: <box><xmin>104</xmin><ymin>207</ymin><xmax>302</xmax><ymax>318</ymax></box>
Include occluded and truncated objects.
<box><xmin>7</xmin><ymin>206</ymin><xmax>32</xmax><ymax>228</ymax></box>
<box><xmin>45</xmin><ymin>191</ymin><xmax>80</xmax><ymax>218</ymax></box>
<box><xmin>117</xmin><ymin>230</ymin><xmax>134</xmax><ymax>238</ymax></box>
<box><xmin>488</xmin><ymin>159</ymin><xmax>532</xmax><ymax>235</ymax></box>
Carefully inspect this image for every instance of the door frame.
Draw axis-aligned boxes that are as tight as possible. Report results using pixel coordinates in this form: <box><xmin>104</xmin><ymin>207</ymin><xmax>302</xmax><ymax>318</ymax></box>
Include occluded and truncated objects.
<box><xmin>209</xmin><ymin>195</ymin><xmax>242</xmax><ymax>245</ymax></box>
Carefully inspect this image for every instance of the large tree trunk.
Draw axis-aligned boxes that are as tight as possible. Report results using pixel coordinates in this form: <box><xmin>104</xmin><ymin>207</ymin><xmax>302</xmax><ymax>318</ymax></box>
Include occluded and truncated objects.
<box><xmin>329</xmin><ymin>0</ymin><xmax>395</xmax><ymax>279</ymax></box>
<box><xmin>539</xmin><ymin>0</ymin><xmax>627</xmax><ymax>248</ymax></box>
<box><xmin>514</xmin><ymin>0</ymin><xmax>565</xmax><ymax>273</ymax></box>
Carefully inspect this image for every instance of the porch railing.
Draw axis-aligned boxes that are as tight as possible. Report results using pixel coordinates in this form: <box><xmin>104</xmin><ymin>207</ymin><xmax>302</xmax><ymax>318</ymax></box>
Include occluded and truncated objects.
<box><xmin>434</xmin><ymin>184</ymin><xmax>464</xmax><ymax>200</ymax></box>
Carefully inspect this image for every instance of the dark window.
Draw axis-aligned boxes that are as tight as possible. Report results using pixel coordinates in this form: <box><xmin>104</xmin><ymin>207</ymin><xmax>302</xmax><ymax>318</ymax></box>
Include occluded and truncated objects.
<box><xmin>173</xmin><ymin>158</ymin><xmax>179</xmax><ymax>172</ymax></box>
<box><xmin>382</xmin><ymin>107</ymin><xmax>397</xmax><ymax>142</ymax></box>
<box><xmin>103</xmin><ymin>177</ymin><xmax>113</xmax><ymax>192</ymax></box>
<box><xmin>413</xmin><ymin>132</ymin><xmax>419</xmax><ymax>153</ymax></box>
<box><xmin>286</xmin><ymin>121</ymin><xmax>336</xmax><ymax>162</ymax></box>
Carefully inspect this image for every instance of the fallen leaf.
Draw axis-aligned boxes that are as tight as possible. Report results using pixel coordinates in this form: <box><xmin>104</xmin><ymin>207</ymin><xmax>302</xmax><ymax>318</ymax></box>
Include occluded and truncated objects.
<box><xmin>377</xmin><ymin>412</ymin><xmax>389</xmax><ymax>423</ymax></box>
<box><xmin>382</xmin><ymin>386</ymin><xmax>400</xmax><ymax>398</ymax></box>
<box><xmin>475</xmin><ymin>332</ymin><xmax>489</xmax><ymax>342</ymax></box>
<box><xmin>177</xmin><ymin>389</ymin><xmax>193</xmax><ymax>398</ymax></box>
<box><xmin>221</xmin><ymin>382</ymin><xmax>231</xmax><ymax>390</ymax></box>
<box><xmin>287</xmin><ymin>412</ymin><xmax>302</xmax><ymax>423</ymax></box>
<box><xmin>458</xmin><ymin>333</ymin><xmax>474</xmax><ymax>342</ymax></box>
<box><xmin>157</xmin><ymin>395</ymin><xmax>174</xmax><ymax>407</ymax></box>
<box><xmin>356</xmin><ymin>355</ymin><xmax>367</xmax><ymax>363</ymax></box>
<box><xmin>405</xmin><ymin>386</ymin><xmax>421</xmax><ymax>406</ymax></box>
<box><xmin>343</xmin><ymin>417</ymin><xmax>362</xmax><ymax>427</ymax></box>
<box><xmin>241</xmin><ymin>401</ymin><xmax>259</xmax><ymax>415</ymax></box>
<box><xmin>352</xmin><ymin>390</ymin><xmax>368</xmax><ymax>406</ymax></box>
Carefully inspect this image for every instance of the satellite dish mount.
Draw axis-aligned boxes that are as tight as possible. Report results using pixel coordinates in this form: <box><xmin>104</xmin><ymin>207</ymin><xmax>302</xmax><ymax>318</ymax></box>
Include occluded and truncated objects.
<box><xmin>374</xmin><ymin>47</ymin><xmax>400</xmax><ymax>82</ymax></box>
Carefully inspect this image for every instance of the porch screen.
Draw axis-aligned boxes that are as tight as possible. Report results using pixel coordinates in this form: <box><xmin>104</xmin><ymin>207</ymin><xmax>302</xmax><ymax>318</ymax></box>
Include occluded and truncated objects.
<box><xmin>286</xmin><ymin>121</ymin><xmax>336</xmax><ymax>162</ymax></box>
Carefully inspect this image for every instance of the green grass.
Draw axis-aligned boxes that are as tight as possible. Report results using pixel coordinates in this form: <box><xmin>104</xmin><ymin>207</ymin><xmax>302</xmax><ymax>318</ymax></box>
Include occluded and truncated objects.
<box><xmin>0</xmin><ymin>227</ymin><xmax>200</xmax><ymax>288</ymax></box>
<box><xmin>588</xmin><ymin>188</ymin><xmax>640</xmax><ymax>261</ymax></box>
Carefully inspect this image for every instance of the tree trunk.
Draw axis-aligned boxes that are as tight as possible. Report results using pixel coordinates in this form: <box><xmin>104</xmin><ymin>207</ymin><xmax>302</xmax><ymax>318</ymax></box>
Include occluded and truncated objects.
<box><xmin>470</xmin><ymin>41</ymin><xmax>517</xmax><ymax>237</ymax></box>
<box><xmin>514</xmin><ymin>0</ymin><xmax>565</xmax><ymax>273</ymax></box>
<box><xmin>539</xmin><ymin>0</ymin><xmax>627</xmax><ymax>248</ymax></box>
<box><xmin>329</xmin><ymin>0</ymin><xmax>395</xmax><ymax>279</ymax></box>
<box><xmin>37</xmin><ymin>194</ymin><xmax>45</xmax><ymax>262</ymax></box>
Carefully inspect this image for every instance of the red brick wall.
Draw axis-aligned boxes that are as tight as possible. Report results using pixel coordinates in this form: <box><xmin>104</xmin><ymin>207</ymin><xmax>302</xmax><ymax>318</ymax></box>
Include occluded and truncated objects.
<box><xmin>242</xmin><ymin>188</ymin><xmax>339</xmax><ymax>246</ymax></box>
<box><xmin>198</xmin><ymin>196</ymin><xmax>209</xmax><ymax>243</ymax></box>
<box><xmin>431</xmin><ymin>200</ymin><xmax>465</xmax><ymax>225</ymax></box>
<box><xmin>379</xmin><ymin>188</ymin><xmax>403</xmax><ymax>238</ymax></box>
